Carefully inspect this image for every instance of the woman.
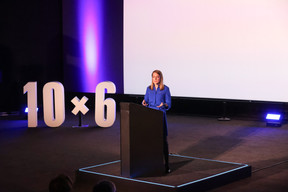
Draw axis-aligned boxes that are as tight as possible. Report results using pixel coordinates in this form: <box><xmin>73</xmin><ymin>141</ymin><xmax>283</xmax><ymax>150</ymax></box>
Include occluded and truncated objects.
<box><xmin>142</xmin><ymin>69</ymin><xmax>171</xmax><ymax>173</ymax></box>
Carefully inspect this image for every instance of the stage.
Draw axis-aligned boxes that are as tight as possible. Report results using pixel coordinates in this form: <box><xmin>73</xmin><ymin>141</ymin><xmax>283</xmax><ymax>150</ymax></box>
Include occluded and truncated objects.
<box><xmin>0</xmin><ymin>113</ymin><xmax>288</xmax><ymax>191</ymax></box>
<box><xmin>76</xmin><ymin>154</ymin><xmax>250</xmax><ymax>192</ymax></box>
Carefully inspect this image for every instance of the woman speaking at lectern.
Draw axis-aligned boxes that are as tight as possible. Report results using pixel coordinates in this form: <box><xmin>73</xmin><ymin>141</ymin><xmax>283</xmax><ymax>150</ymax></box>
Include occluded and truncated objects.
<box><xmin>142</xmin><ymin>69</ymin><xmax>171</xmax><ymax>173</ymax></box>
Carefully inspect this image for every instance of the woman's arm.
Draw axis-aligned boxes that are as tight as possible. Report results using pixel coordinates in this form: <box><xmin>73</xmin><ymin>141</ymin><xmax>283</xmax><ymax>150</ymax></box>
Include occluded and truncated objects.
<box><xmin>142</xmin><ymin>87</ymin><xmax>149</xmax><ymax>106</ymax></box>
<box><xmin>157</xmin><ymin>86</ymin><xmax>171</xmax><ymax>110</ymax></box>
<box><xmin>164</xmin><ymin>86</ymin><xmax>171</xmax><ymax>110</ymax></box>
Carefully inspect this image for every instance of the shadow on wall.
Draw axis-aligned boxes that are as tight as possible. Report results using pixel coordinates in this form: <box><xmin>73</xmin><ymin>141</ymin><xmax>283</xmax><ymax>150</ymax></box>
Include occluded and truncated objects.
<box><xmin>0</xmin><ymin>44</ymin><xmax>48</xmax><ymax>113</ymax></box>
<box><xmin>0</xmin><ymin>44</ymin><xmax>20</xmax><ymax>112</ymax></box>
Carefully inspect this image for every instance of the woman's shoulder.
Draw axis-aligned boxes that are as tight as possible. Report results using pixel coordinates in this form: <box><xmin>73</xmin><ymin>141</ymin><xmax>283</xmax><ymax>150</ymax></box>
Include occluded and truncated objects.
<box><xmin>161</xmin><ymin>85</ymin><xmax>170</xmax><ymax>93</ymax></box>
<box><xmin>146</xmin><ymin>85</ymin><xmax>153</xmax><ymax>92</ymax></box>
<box><xmin>164</xmin><ymin>85</ymin><xmax>170</xmax><ymax>90</ymax></box>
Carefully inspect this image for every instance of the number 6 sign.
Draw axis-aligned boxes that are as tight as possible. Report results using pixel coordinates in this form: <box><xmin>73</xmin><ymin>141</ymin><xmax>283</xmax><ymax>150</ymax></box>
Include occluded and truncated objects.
<box><xmin>95</xmin><ymin>81</ymin><xmax>116</xmax><ymax>127</ymax></box>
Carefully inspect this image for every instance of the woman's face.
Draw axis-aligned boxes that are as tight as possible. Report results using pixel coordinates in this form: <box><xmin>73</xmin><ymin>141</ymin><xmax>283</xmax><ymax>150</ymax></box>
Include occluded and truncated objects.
<box><xmin>152</xmin><ymin>72</ymin><xmax>160</xmax><ymax>85</ymax></box>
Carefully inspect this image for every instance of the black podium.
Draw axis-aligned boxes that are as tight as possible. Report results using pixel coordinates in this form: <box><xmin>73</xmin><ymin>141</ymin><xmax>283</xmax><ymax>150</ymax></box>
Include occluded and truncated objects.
<box><xmin>120</xmin><ymin>102</ymin><xmax>165</xmax><ymax>178</ymax></box>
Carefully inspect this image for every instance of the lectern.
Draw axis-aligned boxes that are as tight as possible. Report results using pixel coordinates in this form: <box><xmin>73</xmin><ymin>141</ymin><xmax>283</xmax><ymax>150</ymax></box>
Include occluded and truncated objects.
<box><xmin>120</xmin><ymin>102</ymin><xmax>165</xmax><ymax>178</ymax></box>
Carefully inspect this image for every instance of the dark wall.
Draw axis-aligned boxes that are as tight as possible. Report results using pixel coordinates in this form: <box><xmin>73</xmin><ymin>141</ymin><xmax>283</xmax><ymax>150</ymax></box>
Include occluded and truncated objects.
<box><xmin>101</xmin><ymin>0</ymin><xmax>123</xmax><ymax>93</ymax></box>
<box><xmin>105</xmin><ymin>94</ymin><xmax>288</xmax><ymax>122</ymax></box>
<box><xmin>0</xmin><ymin>0</ymin><xmax>123</xmax><ymax>112</ymax></box>
<box><xmin>0</xmin><ymin>0</ymin><xmax>63</xmax><ymax>112</ymax></box>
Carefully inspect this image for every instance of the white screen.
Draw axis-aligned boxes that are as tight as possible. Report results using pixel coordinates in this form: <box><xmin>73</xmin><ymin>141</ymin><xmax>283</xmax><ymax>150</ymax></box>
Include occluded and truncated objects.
<box><xmin>124</xmin><ymin>0</ymin><xmax>288</xmax><ymax>102</ymax></box>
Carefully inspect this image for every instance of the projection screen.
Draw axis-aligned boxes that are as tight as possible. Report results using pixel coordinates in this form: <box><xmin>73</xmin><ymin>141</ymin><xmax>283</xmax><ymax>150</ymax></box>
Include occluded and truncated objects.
<box><xmin>124</xmin><ymin>0</ymin><xmax>288</xmax><ymax>102</ymax></box>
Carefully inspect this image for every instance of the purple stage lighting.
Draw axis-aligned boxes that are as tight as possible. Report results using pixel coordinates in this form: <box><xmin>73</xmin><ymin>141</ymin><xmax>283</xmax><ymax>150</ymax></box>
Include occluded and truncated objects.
<box><xmin>266</xmin><ymin>113</ymin><xmax>282</xmax><ymax>127</ymax></box>
<box><xmin>78</xmin><ymin>0</ymin><xmax>103</xmax><ymax>92</ymax></box>
<box><xmin>25</xmin><ymin>107</ymin><xmax>38</xmax><ymax>113</ymax></box>
<box><xmin>266</xmin><ymin>114</ymin><xmax>281</xmax><ymax>120</ymax></box>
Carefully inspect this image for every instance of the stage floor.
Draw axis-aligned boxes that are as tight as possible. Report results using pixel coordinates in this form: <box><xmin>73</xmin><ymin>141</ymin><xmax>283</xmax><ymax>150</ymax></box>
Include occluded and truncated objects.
<box><xmin>76</xmin><ymin>154</ymin><xmax>251</xmax><ymax>192</ymax></box>
<box><xmin>1</xmin><ymin>113</ymin><xmax>287</xmax><ymax>191</ymax></box>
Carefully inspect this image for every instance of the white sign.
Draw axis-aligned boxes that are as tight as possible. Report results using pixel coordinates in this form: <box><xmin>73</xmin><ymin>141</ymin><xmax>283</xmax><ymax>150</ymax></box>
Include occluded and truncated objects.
<box><xmin>23</xmin><ymin>81</ymin><xmax>116</xmax><ymax>128</ymax></box>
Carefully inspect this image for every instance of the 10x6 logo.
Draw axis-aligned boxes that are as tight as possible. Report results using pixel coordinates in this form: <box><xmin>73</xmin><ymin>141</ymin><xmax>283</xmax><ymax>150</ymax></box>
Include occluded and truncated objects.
<box><xmin>23</xmin><ymin>81</ymin><xmax>116</xmax><ymax>128</ymax></box>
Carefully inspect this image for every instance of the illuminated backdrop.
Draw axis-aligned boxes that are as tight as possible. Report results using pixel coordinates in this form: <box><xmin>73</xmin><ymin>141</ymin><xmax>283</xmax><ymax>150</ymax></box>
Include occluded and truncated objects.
<box><xmin>78</xmin><ymin>0</ymin><xmax>102</xmax><ymax>92</ymax></box>
<box><xmin>63</xmin><ymin>0</ymin><xmax>123</xmax><ymax>93</ymax></box>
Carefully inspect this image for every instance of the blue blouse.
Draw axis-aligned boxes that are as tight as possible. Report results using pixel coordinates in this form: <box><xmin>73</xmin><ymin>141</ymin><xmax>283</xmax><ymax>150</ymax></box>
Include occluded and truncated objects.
<box><xmin>144</xmin><ymin>85</ymin><xmax>171</xmax><ymax>112</ymax></box>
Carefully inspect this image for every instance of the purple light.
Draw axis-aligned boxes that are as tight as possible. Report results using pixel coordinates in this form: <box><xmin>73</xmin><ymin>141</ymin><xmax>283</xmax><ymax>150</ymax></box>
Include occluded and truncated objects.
<box><xmin>266</xmin><ymin>113</ymin><xmax>281</xmax><ymax>120</ymax></box>
<box><xmin>25</xmin><ymin>107</ymin><xmax>38</xmax><ymax>113</ymax></box>
<box><xmin>266</xmin><ymin>113</ymin><xmax>282</xmax><ymax>127</ymax></box>
<box><xmin>79</xmin><ymin>0</ymin><xmax>103</xmax><ymax>92</ymax></box>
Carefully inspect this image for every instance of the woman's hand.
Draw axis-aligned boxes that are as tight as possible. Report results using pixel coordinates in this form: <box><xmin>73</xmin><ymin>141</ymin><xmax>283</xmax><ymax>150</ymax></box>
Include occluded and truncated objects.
<box><xmin>157</xmin><ymin>102</ymin><xmax>168</xmax><ymax>108</ymax></box>
<box><xmin>157</xmin><ymin>102</ymin><xmax>164</xmax><ymax>108</ymax></box>
<box><xmin>142</xmin><ymin>100</ymin><xmax>148</xmax><ymax>106</ymax></box>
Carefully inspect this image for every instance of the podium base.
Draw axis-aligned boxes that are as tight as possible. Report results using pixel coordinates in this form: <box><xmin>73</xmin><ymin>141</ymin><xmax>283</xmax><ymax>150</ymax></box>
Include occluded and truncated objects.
<box><xmin>74</xmin><ymin>154</ymin><xmax>251</xmax><ymax>192</ymax></box>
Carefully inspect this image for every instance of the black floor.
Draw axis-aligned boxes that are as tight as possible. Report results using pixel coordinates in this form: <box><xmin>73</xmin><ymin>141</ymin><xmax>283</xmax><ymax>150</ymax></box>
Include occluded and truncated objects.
<box><xmin>0</xmin><ymin>112</ymin><xmax>288</xmax><ymax>192</ymax></box>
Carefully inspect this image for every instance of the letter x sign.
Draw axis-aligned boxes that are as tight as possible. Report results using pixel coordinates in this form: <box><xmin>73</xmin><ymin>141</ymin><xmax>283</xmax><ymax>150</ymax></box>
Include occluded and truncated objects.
<box><xmin>71</xmin><ymin>96</ymin><xmax>89</xmax><ymax>115</ymax></box>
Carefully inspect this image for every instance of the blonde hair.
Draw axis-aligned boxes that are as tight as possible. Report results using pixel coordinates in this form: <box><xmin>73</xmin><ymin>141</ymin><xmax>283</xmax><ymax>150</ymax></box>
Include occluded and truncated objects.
<box><xmin>150</xmin><ymin>70</ymin><xmax>164</xmax><ymax>90</ymax></box>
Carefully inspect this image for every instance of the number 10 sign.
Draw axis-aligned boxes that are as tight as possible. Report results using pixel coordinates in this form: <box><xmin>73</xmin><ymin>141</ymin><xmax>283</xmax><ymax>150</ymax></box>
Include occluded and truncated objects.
<box><xmin>23</xmin><ymin>81</ymin><xmax>116</xmax><ymax>128</ymax></box>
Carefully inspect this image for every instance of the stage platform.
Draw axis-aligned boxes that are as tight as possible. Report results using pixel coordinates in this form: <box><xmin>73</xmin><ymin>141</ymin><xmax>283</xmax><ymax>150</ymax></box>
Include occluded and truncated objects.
<box><xmin>75</xmin><ymin>154</ymin><xmax>251</xmax><ymax>192</ymax></box>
